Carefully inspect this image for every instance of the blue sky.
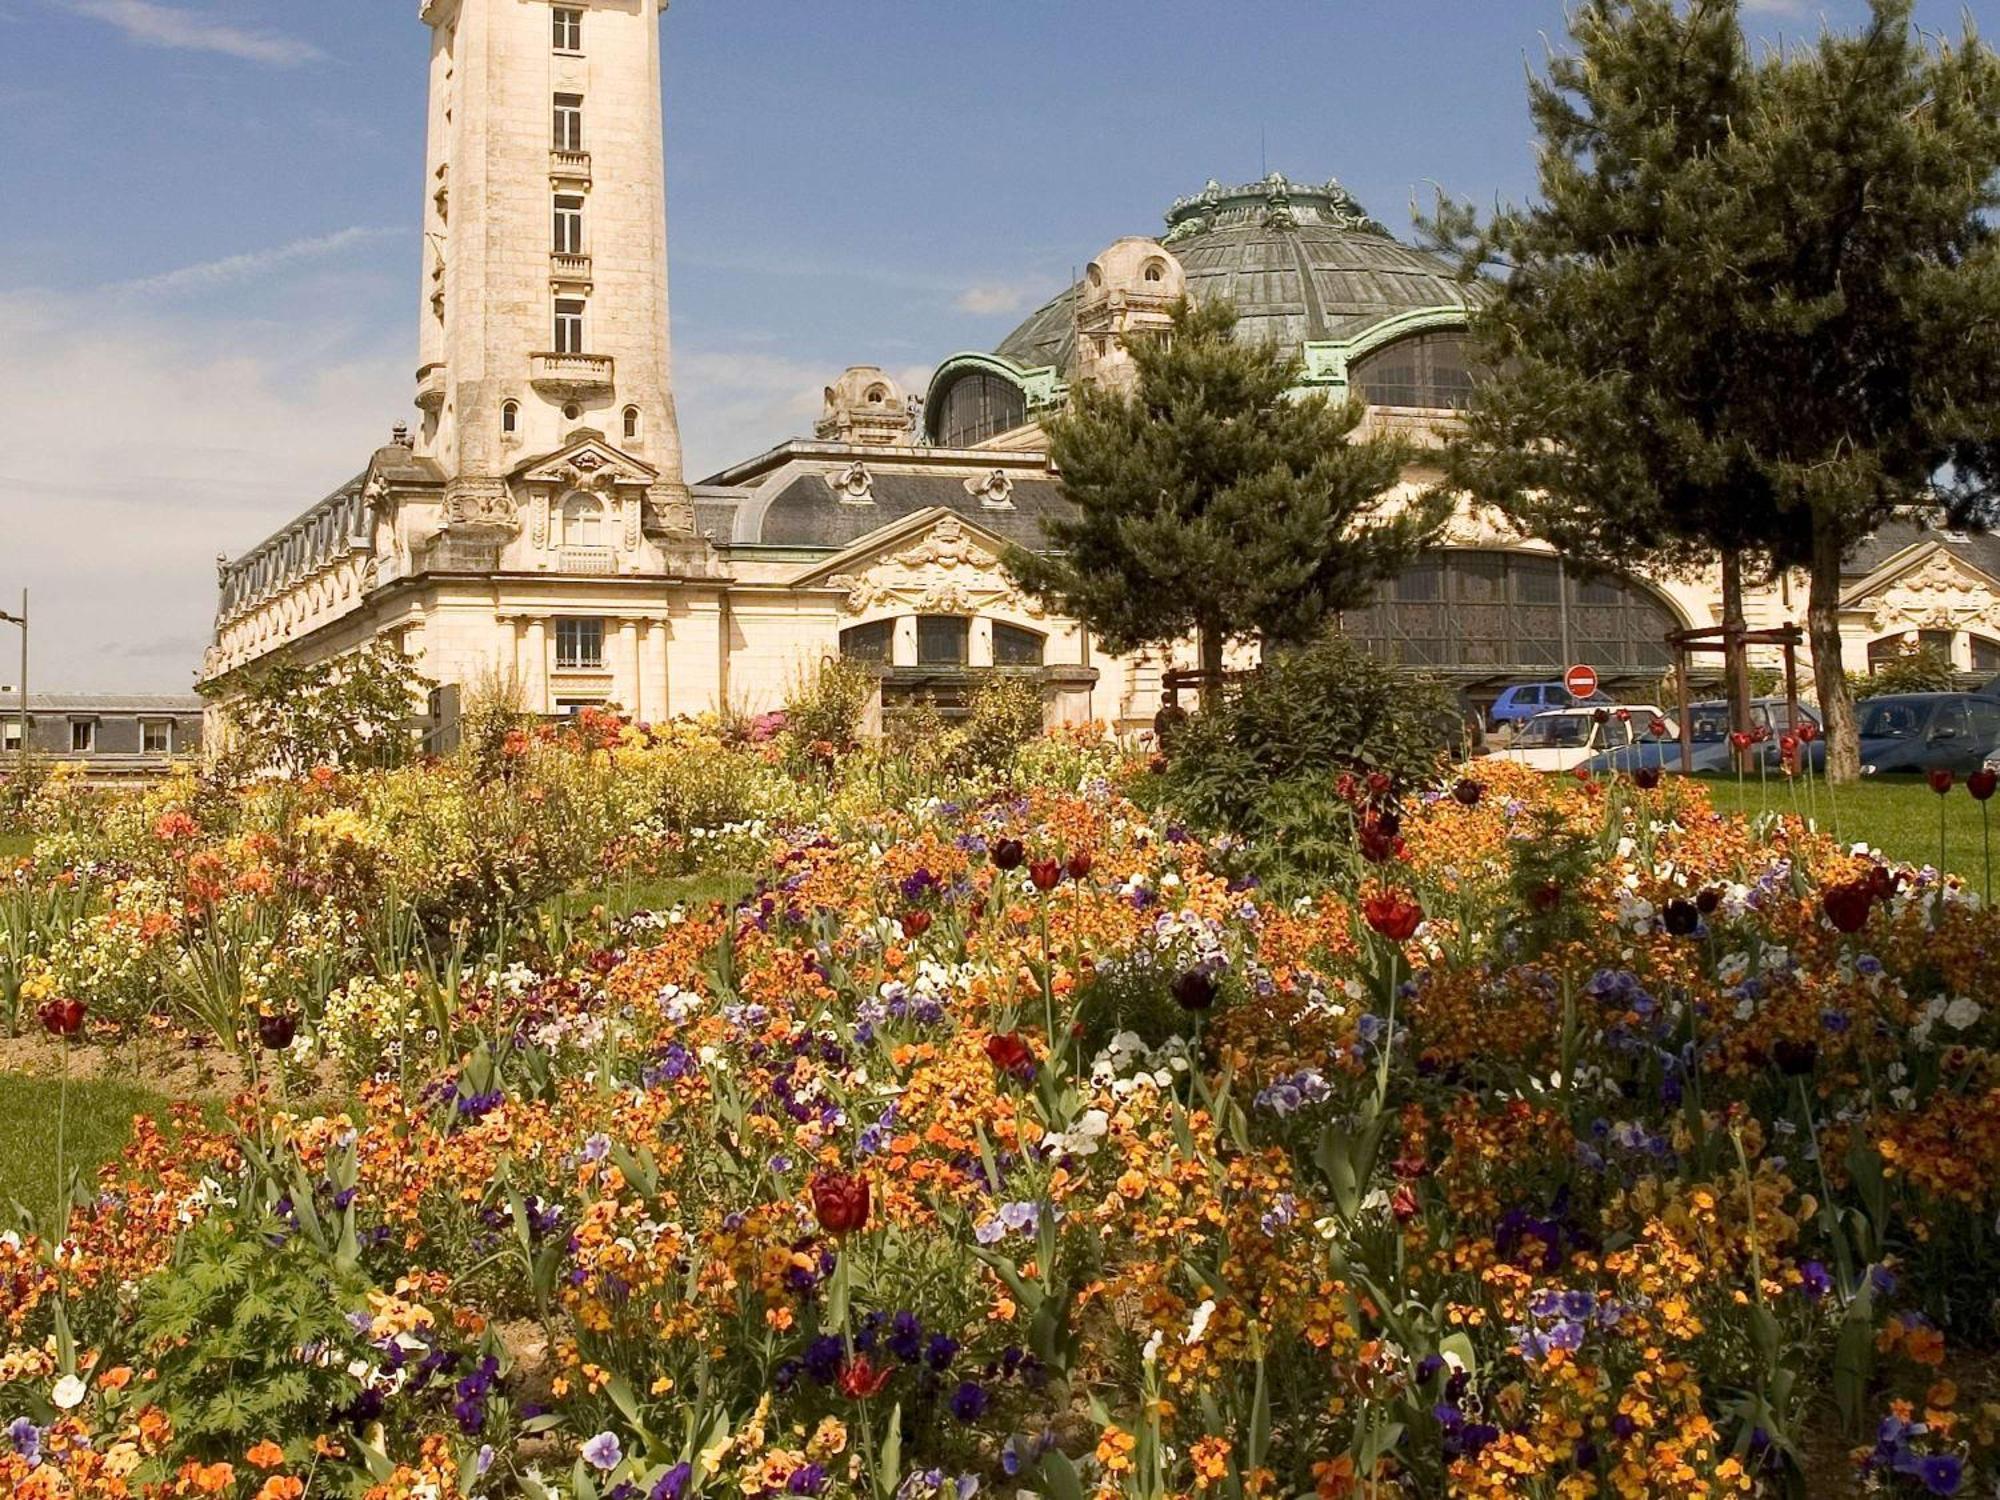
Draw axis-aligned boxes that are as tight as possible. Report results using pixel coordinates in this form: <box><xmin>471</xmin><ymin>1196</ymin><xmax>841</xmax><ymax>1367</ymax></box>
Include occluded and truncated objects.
<box><xmin>0</xmin><ymin>0</ymin><xmax>1985</xmax><ymax>690</ymax></box>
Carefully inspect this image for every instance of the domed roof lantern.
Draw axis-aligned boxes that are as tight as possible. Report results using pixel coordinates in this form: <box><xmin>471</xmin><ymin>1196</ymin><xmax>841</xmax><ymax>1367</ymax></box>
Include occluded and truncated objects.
<box><xmin>816</xmin><ymin>365</ymin><xmax>915</xmax><ymax>447</ymax></box>
<box><xmin>1076</xmin><ymin>238</ymin><xmax>1186</xmax><ymax>394</ymax></box>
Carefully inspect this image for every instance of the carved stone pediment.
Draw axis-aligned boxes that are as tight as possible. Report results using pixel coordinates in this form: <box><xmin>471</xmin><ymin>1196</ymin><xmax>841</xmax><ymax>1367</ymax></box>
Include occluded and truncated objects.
<box><xmin>514</xmin><ymin>434</ymin><xmax>658</xmax><ymax>494</ymax></box>
<box><xmin>820</xmin><ymin>512</ymin><xmax>1043</xmax><ymax>620</ymax></box>
<box><xmin>1864</xmin><ymin>549</ymin><xmax>2000</xmax><ymax>634</ymax></box>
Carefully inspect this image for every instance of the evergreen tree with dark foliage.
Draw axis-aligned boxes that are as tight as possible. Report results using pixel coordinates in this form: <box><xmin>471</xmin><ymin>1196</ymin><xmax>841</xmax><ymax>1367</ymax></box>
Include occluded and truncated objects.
<box><xmin>1006</xmin><ymin>298</ymin><xmax>1442</xmax><ymax>704</ymax></box>
<box><xmin>1426</xmin><ymin>0</ymin><xmax>2000</xmax><ymax>782</ymax></box>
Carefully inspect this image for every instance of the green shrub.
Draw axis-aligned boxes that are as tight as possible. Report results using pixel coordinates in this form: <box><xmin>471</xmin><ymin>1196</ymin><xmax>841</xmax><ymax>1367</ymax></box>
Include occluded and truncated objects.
<box><xmin>1857</xmin><ymin>645</ymin><xmax>1957</xmax><ymax>698</ymax></box>
<box><xmin>783</xmin><ymin>657</ymin><xmax>875</xmax><ymax>753</ymax></box>
<box><xmin>1161</xmin><ymin>636</ymin><xmax>1452</xmax><ymax>842</ymax></box>
<box><xmin>952</xmin><ymin>674</ymin><xmax>1047</xmax><ymax>778</ymax></box>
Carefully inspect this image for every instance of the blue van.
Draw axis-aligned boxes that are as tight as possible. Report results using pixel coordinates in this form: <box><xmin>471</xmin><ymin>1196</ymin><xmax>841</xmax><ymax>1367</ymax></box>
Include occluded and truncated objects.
<box><xmin>1489</xmin><ymin>682</ymin><xmax>1613</xmax><ymax>733</ymax></box>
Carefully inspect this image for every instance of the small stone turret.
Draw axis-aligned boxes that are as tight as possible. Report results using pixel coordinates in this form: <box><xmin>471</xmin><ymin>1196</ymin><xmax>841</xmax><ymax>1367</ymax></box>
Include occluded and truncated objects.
<box><xmin>816</xmin><ymin>366</ymin><xmax>916</xmax><ymax>446</ymax></box>
<box><xmin>1075</xmin><ymin>238</ymin><xmax>1186</xmax><ymax>394</ymax></box>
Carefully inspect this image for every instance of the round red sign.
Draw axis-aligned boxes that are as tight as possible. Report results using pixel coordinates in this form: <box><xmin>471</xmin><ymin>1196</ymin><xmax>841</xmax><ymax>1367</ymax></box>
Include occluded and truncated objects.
<box><xmin>1564</xmin><ymin>664</ymin><xmax>1599</xmax><ymax>699</ymax></box>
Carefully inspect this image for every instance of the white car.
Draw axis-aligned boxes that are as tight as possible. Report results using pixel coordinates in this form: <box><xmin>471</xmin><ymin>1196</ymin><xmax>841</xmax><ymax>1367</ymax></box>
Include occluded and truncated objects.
<box><xmin>1499</xmin><ymin>705</ymin><xmax>1676</xmax><ymax>773</ymax></box>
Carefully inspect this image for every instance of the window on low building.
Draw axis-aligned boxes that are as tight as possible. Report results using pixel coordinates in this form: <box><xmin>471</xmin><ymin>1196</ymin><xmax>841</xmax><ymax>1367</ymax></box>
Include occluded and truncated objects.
<box><xmin>552</xmin><ymin>6</ymin><xmax>582</xmax><ymax>52</ymax></box>
<box><xmin>993</xmin><ymin>622</ymin><xmax>1045</xmax><ymax>667</ymax></box>
<box><xmin>554</xmin><ymin>297</ymin><xmax>586</xmax><ymax>354</ymax></box>
<box><xmin>916</xmin><ymin>616</ymin><xmax>970</xmax><ymax>666</ymax></box>
<box><xmin>552</xmin><ymin>93</ymin><xmax>584</xmax><ymax>152</ymax></box>
<box><xmin>555</xmin><ymin>617</ymin><xmax>605</xmax><ymax>670</ymax></box>
<box><xmin>69</xmin><ymin>720</ymin><xmax>95</xmax><ymax>753</ymax></box>
<box><xmin>1</xmin><ymin>720</ymin><xmax>19</xmax><ymax>752</ymax></box>
<box><xmin>839</xmin><ymin>619</ymin><xmax>894</xmax><ymax>663</ymax></box>
<box><xmin>142</xmin><ymin>721</ymin><xmax>173</xmax><ymax>754</ymax></box>
<box><xmin>553</xmin><ymin>194</ymin><xmax>584</xmax><ymax>255</ymax></box>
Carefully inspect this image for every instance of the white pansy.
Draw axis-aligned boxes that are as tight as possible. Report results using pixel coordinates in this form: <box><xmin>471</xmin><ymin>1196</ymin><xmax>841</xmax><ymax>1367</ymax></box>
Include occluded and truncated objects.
<box><xmin>1942</xmin><ymin>997</ymin><xmax>1982</xmax><ymax>1031</ymax></box>
<box><xmin>51</xmin><ymin>1373</ymin><xmax>87</xmax><ymax>1410</ymax></box>
<box><xmin>1184</xmin><ymin>1299</ymin><xmax>1216</xmax><ymax>1345</ymax></box>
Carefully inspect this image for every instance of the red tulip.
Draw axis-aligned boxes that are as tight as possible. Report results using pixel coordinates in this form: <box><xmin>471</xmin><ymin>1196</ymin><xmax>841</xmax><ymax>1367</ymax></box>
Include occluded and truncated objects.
<box><xmin>984</xmin><ymin>1031</ymin><xmax>1033</xmax><ymax>1075</ymax></box>
<box><xmin>809</xmin><ymin>1171</ymin><xmax>871</xmax><ymax>1236</ymax></box>
<box><xmin>1357</xmin><ymin>819</ymin><xmax>1402</xmax><ymax>864</ymax></box>
<box><xmin>1390</xmin><ymin>1182</ymin><xmax>1420</xmax><ymax>1222</ymax></box>
<box><xmin>1928</xmin><ymin>769</ymin><xmax>1955</xmax><ymax>795</ymax></box>
<box><xmin>1028</xmin><ymin>859</ymin><xmax>1062</xmax><ymax>892</ymax></box>
<box><xmin>38</xmin><ymin>997</ymin><xmax>86</xmax><ymax>1038</ymax></box>
<box><xmin>1363</xmin><ymin>889</ymin><xmax>1424</xmax><ymax>943</ymax></box>
<box><xmin>1821</xmin><ymin>881</ymin><xmax>1873</xmax><ymax>934</ymax></box>
<box><xmin>1729</xmin><ymin>731</ymin><xmax>1752</xmax><ymax>752</ymax></box>
<box><xmin>1064</xmin><ymin>851</ymin><xmax>1094</xmax><ymax>881</ymax></box>
<box><xmin>1970</xmin><ymin>769</ymin><xmax>1997</xmax><ymax>802</ymax></box>
<box><xmin>836</xmin><ymin>1354</ymin><xmax>894</xmax><ymax>1400</ymax></box>
<box><xmin>1752</xmin><ymin>725</ymin><xmax>1772</xmax><ymax>744</ymax></box>
<box><xmin>1572</xmin><ymin>765</ymin><xmax>1593</xmax><ymax>783</ymax></box>
<box><xmin>1648</xmin><ymin>717</ymin><xmax>1669</xmax><ymax>739</ymax></box>
<box><xmin>1615</xmin><ymin>707</ymin><xmax>1631</xmax><ymax>723</ymax></box>
<box><xmin>900</xmin><ymin>909</ymin><xmax>932</xmax><ymax>938</ymax></box>
<box><xmin>1365</xmin><ymin>772</ymin><xmax>1393</xmax><ymax>800</ymax></box>
<box><xmin>1797</xmin><ymin>721</ymin><xmax>1820</xmax><ymax>743</ymax></box>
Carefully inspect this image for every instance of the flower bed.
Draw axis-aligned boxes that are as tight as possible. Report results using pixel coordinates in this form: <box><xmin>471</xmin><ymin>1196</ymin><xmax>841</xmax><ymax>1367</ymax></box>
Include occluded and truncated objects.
<box><xmin>1</xmin><ymin>738</ymin><xmax>1996</xmax><ymax>1499</ymax></box>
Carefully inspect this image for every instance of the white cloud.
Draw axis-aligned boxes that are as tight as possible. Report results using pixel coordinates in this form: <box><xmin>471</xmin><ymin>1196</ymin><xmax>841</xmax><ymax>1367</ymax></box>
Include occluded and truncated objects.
<box><xmin>0</xmin><ymin>290</ymin><xmax>406</xmax><ymax>692</ymax></box>
<box><xmin>955</xmin><ymin>283</ymin><xmax>1037</xmax><ymax>317</ymax></box>
<box><xmin>108</xmin><ymin>226</ymin><xmax>402</xmax><ymax>298</ymax></box>
<box><xmin>1741</xmin><ymin>0</ymin><xmax>1809</xmax><ymax>14</ymax></box>
<box><xmin>68</xmin><ymin>0</ymin><xmax>321</xmax><ymax>66</ymax></box>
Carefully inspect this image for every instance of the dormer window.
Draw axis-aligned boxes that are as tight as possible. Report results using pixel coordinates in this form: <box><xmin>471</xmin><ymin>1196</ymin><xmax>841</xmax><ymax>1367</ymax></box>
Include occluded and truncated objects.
<box><xmin>552</xmin><ymin>7</ymin><xmax>582</xmax><ymax>53</ymax></box>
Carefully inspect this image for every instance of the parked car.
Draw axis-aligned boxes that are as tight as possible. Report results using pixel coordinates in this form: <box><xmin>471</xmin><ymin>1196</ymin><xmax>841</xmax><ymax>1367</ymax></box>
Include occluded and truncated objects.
<box><xmin>1786</xmin><ymin>693</ymin><xmax>2000</xmax><ymax>775</ymax></box>
<box><xmin>1489</xmin><ymin>682</ymin><xmax>1614</xmax><ymax>734</ymax></box>
<box><xmin>1577</xmin><ymin>698</ymin><xmax>1820</xmax><ymax>776</ymax></box>
<box><xmin>1499</xmin><ymin>704</ymin><xmax>1676</xmax><ymax>773</ymax></box>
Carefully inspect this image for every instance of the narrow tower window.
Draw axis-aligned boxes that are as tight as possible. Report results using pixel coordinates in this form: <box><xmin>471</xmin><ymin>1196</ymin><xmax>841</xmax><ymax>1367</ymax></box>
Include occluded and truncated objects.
<box><xmin>553</xmin><ymin>298</ymin><xmax>585</xmax><ymax>354</ymax></box>
<box><xmin>552</xmin><ymin>93</ymin><xmax>584</xmax><ymax>152</ymax></box>
<box><xmin>552</xmin><ymin>7</ymin><xmax>582</xmax><ymax>52</ymax></box>
<box><xmin>501</xmin><ymin>400</ymin><xmax>519</xmax><ymax>436</ymax></box>
<box><xmin>553</xmin><ymin>194</ymin><xmax>584</xmax><ymax>255</ymax></box>
<box><xmin>622</xmin><ymin>406</ymin><xmax>641</xmax><ymax>441</ymax></box>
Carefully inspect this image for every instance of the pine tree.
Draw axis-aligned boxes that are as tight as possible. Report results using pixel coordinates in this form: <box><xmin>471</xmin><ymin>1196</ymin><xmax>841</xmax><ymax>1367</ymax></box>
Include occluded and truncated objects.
<box><xmin>1006</xmin><ymin>298</ymin><xmax>1442</xmax><ymax>704</ymax></box>
<box><xmin>1428</xmin><ymin>0</ymin><xmax>2000</xmax><ymax>782</ymax></box>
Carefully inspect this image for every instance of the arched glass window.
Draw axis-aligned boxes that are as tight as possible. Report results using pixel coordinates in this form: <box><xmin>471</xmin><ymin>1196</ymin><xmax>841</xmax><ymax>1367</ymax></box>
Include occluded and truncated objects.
<box><xmin>931</xmin><ymin>371</ymin><xmax>1026</xmax><ymax>448</ymax></box>
<box><xmin>501</xmin><ymin>400</ymin><xmax>519</xmax><ymax>435</ymax></box>
<box><xmin>1973</xmin><ymin>635</ymin><xmax>2000</xmax><ymax>674</ymax></box>
<box><xmin>623</xmin><ymin>406</ymin><xmax>641</xmax><ymax>441</ymax></box>
<box><xmin>1350</xmin><ymin>331</ymin><xmax>1476</xmax><ymax>410</ymax></box>
<box><xmin>1869</xmin><ymin>630</ymin><xmax>1953</xmax><ymax>672</ymax></box>
<box><xmin>993</xmin><ymin>623</ymin><xmax>1045</xmax><ymax>666</ymax></box>
<box><xmin>1341</xmin><ymin>549</ymin><xmax>1679</xmax><ymax>673</ymax></box>
<box><xmin>840</xmin><ymin>619</ymin><xmax>893</xmax><ymax>663</ymax></box>
<box><xmin>560</xmin><ymin>491</ymin><xmax>604</xmax><ymax>547</ymax></box>
<box><xmin>917</xmin><ymin>616</ymin><xmax>970</xmax><ymax>666</ymax></box>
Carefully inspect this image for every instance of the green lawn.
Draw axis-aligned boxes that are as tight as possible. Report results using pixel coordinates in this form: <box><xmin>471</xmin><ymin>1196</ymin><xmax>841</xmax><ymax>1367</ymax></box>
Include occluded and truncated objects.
<box><xmin>1697</xmin><ymin>773</ymin><xmax>1994</xmax><ymax>885</ymax></box>
<box><xmin>0</xmin><ymin>1073</ymin><xmax>188</xmax><ymax>1232</ymax></box>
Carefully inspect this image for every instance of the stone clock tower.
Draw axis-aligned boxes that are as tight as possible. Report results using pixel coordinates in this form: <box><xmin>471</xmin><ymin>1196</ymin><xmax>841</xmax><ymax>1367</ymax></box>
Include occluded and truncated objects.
<box><xmin>412</xmin><ymin>0</ymin><xmax>692</xmax><ymax>531</ymax></box>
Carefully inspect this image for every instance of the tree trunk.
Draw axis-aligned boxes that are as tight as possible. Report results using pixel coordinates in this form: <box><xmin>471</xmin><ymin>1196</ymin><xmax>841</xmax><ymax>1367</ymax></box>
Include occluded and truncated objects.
<box><xmin>1808</xmin><ymin>527</ymin><xmax>1860</xmax><ymax>785</ymax></box>
<box><xmin>1198</xmin><ymin>625</ymin><xmax>1225</xmax><ymax>711</ymax></box>
<box><xmin>1720</xmin><ymin>549</ymin><xmax>1752</xmax><ymax>769</ymax></box>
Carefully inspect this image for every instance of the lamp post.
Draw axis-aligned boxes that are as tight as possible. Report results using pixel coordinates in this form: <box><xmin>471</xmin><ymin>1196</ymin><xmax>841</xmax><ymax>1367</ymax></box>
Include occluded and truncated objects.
<box><xmin>0</xmin><ymin>591</ymin><xmax>24</xmax><ymax>785</ymax></box>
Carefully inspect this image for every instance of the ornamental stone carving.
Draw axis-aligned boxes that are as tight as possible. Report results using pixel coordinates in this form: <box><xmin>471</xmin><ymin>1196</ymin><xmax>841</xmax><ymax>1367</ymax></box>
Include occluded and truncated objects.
<box><xmin>825</xmin><ymin>460</ymin><xmax>875</xmax><ymax>504</ymax></box>
<box><xmin>965</xmin><ymin>469</ymin><xmax>1016</xmax><ymax>509</ymax></box>
<box><xmin>895</xmin><ymin>515</ymin><xmax>995</xmax><ymax>571</ymax></box>
<box><xmin>1867</xmin><ymin>551</ymin><xmax>1999</xmax><ymax>634</ymax></box>
<box><xmin>443</xmin><ymin>476</ymin><xmax>518</xmax><ymax>530</ymax></box>
<box><xmin>825</xmin><ymin>516</ymin><xmax>1045</xmax><ymax>620</ymax></box>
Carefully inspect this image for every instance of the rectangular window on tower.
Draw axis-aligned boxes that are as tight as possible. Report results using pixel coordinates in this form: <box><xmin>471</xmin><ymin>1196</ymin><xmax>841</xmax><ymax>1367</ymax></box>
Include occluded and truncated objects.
<box><xmin>553</xmin><ymin>195</ymin><xmax>584</xmax><ymax>254</ymax></box>
<box><xmin>552</xmin><ymin>7</ymin><xmax>582</xmax><ymax>52</ymax></box>
<box><xmin>553</xmin><ymin>298</ymin><xmax>585</xmax><ymax>354</ymax></box>
<box><xmin>552</xmin><ymin>93</ymin><xmax>584</xmax><ymax>152</ymax></box>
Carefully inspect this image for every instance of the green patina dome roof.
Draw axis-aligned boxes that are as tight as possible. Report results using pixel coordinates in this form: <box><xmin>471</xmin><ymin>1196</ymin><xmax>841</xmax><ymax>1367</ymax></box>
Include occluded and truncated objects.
<box><xmin>993</xmin><ymin>173</ymin><xmax>1484</xmax><ymax>372</ymax></box>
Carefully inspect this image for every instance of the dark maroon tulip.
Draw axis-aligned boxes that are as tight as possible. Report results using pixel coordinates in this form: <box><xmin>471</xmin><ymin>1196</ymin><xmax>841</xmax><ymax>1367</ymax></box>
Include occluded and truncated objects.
<box><xmin>1970</xmin><ymin>769</ymin><xmax>1998</xmax><ymax>802</ymax></box>
<box><xmin>1064</xmin><ymin>851</ymin><xmax>1094</xmax><ymax>881</ymax></box>
<box><xmin>810</xmin><ymin>1171</ymin><xmax>871</xmax><ymax>1236</ymax></box>
<box><xmin>1661</xmin><ymin>899</ymin><xmax>1700</xmax><ymax>938</ymax></box>
<box><xmin>1822</xmin><ymin>882</ymin><xmax>1872</xmax><ymax>934</ymax></box>
<box><xmin>1928</xmin><ymin>769</ymin><xmax>1955</xmax><ymax>796</ymax></box>
<box><xmin>1633</xmin><ymin>766</ymin><xmax>1662</xmax><ymax>791</ymax></box>
<box><xmin>1171</xmin><ymin>968</ymin><xmax>1218</xmax><ymax>1012</ymax></box>
<box><xmin>990</xmin><ymin>839</ymin><xmax>1025</xmax><ymax>872</ymax></box>
<box><xmin>38</xmin><ymin>998</ymin><xmax>86</xmax><ymax>1038</ymax></box>
<box><xmin>256</xmin><ymin>1011</ymin><xmax>298</xmax><ymax>1050</ymax></box>
<box><xmin>1452</xmin><ymin>778</ymin><xmax>1484</xmax><ymax>808</ymax></box>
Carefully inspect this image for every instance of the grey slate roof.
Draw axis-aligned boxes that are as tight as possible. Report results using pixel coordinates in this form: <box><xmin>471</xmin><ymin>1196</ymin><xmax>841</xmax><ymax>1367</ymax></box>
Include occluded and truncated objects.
<box><xmin>20</xmin><ymin>694</ymin><xmax>204</xmax><ymax>713</ymax></box>
<box><xmin>745</xmin><ymin>472</ymin><xmax>1073</xmax><ymax>551</ymax></box>
<box><xmin>1844</xmin><ymin>516</ymin><xmax>2000</xmax><ymax>581</ymax></box>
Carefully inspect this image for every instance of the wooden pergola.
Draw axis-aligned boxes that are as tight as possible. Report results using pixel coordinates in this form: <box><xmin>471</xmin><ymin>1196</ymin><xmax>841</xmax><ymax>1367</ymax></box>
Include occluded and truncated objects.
<box><xmin>1666</xmin><ymin>622</ymin><xmax>1809</xmax><ymax>774</ymax></box>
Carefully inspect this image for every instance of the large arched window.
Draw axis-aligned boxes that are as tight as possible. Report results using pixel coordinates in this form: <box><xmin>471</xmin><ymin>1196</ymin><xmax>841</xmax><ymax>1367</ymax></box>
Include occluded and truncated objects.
<box><xmin>1341</xmin><ymin>550</ymin><xmax>1680</xmax><ymax>674</ymax></box>
<box><xmin>1350</xmin><ymin>330</ymin><xmax>1476</xmax><ymax>411</ymax></box>
<box><xmin>993</xmin><ymin>622</ymin><xmax>1045</xmax><ymax>666</ymax></box>
<box><xmin>840</xmin><ymin>619</ymin><xmax>893</xmax><ymax>663</ymax></box>
<box><xmin>1973</xmin><ymin>635</ymin><xmax>2000</xmax><ymax>674</ymax></box>
<box><xmin>1869</xmin><ymin>630</ymin><xmax>1954</xmax><ymax>673</ymax></box>
<box><xmin>931</xmin><ymin>371</ymin><xmax>1027</xmax><ymax>448</ymax></box>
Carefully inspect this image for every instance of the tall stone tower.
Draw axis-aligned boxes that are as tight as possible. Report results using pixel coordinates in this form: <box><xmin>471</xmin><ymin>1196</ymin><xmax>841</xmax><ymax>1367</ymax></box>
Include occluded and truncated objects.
<box><xmin>412</xmin><ymin>0</ymin><xmax>690</xmax><ymax>524</ymax></box>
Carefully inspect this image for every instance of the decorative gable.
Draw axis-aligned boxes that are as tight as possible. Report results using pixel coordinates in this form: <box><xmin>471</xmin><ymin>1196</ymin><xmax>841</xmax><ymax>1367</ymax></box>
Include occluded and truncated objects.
<box><xmin>794</xmin><ymin>509</ymin><xmax>1045</xmax><ymax>620</ymax></box>
<box><xmin>1848</xmin><ymin>545</ymin><xmax>2000</xmax><ymax>635</ymax></box>
<box><xmin>512</xmin><ymin>431</ymin><xmax>659</xmax><ymax>493</ymax></box>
